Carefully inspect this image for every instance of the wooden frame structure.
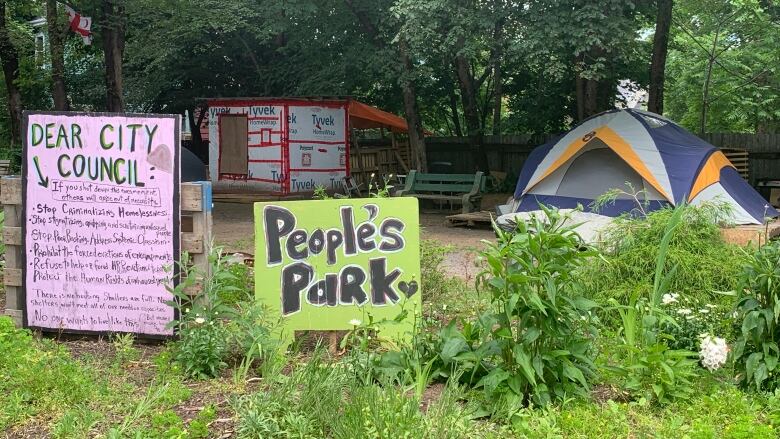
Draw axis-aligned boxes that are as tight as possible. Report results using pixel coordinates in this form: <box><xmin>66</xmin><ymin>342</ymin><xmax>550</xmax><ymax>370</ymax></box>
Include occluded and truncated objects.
<box><xmin>1</xmin><ymin>176</ymin><xmax>212</xmax><ymax>328</ymax></box>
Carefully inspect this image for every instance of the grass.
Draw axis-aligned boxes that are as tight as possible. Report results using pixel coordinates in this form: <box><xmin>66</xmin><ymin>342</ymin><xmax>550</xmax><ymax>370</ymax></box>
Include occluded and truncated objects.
<box><xmin>1</xmin><ymin>232</ymin><xmax>779</xmax><ymax>437</ymax></box>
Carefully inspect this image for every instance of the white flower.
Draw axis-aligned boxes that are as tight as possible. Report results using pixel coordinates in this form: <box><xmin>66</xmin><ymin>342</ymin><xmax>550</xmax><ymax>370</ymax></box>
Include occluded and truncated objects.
<box><xmin>442</xmin><ymin>304</ymin><xmax>448</xmax><ymax>311</ymax></box>
<box><xmin>732</xmin><ymin>311</ymin><xmax>740</xmax><ymax>319</ymax></box>
<box><xmin>349</xmin><ymin>319</ymin><xmax>362</xmax><ymax>326</ymax></box>
<box><xmin>677</xmin><ymin>308</ymin><xmax>692</xmax><ymax>315</ymax></box>
<box><xmin>185</xmin><ymin>308</ymin><xmax>190</xmax><ymax>313</ymax></box>
<box><xmin>699</xmin><ymin>334</ymin><xmax>729</xmax><ymax>371</ymax></box>
<box><xmin>706</xmin><ymin>304</ymin><xmax>717</xmax><ymax>309</ymax></box>
<box><xmin>194</xmin><ymin>317</ymin><xmax>206</xmax><ymax>325</ymax></box>
<box><xmin>662</xmin><ymin>293</ymin><xmax>679</xmax><ymax>305</ymax></box>
<box><xmin>699</xmin><ymin>308</ymin><xmax>710</xmax><ymax>314</ymax></box>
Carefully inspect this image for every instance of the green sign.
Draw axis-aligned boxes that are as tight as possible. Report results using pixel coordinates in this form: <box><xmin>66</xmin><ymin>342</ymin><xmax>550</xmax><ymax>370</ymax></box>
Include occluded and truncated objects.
<box><xmin>254</xmin><ymin>198</ymin><xmax>421</xmax><ymax>342</ymax></box>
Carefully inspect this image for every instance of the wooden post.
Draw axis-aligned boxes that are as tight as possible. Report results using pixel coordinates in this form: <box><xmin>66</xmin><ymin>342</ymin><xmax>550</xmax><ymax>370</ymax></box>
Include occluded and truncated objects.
<box><xmin>180</xmin><ymin>181</ymin><xmax>213</xmax><ymax>295</ymax></box>
<box><xmin>1</xmin><ymin>176</ymin><xmax>23</xmax><ymax>326</ymax></box>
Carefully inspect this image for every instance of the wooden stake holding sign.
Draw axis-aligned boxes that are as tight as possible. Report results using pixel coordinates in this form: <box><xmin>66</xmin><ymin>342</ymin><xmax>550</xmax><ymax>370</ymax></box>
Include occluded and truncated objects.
<box><xmin>254</xmin><ymin>198</ymin><xmax>421</xmax><ymax>344</ymax></box>
<box><xmin>20</xmin><ymin>112</ymin><xmax>180</xmax><ymax>337</ymax></box>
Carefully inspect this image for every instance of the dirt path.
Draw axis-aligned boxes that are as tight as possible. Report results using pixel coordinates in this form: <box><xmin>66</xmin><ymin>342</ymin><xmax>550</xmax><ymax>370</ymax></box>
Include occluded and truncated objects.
<box><xmin>212</xmin><ymin>196</ymin><xmax>505</xmax><ymax>282</ymax></box>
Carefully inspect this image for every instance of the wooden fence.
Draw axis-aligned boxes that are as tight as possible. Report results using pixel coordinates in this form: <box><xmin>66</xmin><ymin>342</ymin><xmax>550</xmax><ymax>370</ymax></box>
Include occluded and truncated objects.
<box><xmin>425</xmin><ymin>133</ymin><xmax>780</xmax><ymax>185</ymax></box>
<box><xmin>1</xmin><ymin>176</ymin><xmax>213</xmax><ymax>327</ymax></box>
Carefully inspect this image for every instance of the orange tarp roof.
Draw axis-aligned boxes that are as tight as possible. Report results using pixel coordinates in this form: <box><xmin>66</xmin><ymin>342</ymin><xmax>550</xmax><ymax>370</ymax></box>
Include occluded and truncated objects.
<box><xmin>349</xmin><ymin>100</ymin><xmax>409</xmax><ymax>133</ymax></box>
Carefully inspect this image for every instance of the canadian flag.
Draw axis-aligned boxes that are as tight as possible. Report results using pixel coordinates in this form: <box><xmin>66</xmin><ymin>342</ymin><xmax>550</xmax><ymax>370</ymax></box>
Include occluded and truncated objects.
<box><xmin>63</xmin><ymin>4</ymin><xmax>92</xmax><ymax>45</ymax></box>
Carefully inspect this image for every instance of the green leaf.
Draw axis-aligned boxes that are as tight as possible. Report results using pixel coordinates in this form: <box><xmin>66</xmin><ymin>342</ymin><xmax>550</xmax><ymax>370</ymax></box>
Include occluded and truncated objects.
<box><xmin>513</xmin><ymin>346</ymin><xmax>537</xmax><ymax>386</ymax></box>
<box><xmin>440</xmin><ymin>337</ymin><xmax>468</xmax><ymax>364</ymax></box>
<box><xmin>563</xmin><ymin>364</ymin><xmax>587</xmax><ymax>388</ymax></box>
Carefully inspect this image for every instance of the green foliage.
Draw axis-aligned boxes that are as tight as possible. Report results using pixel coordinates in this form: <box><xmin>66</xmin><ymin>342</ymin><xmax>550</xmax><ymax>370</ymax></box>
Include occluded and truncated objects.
<box><xmin>232</xmin><ymin>351</ymin><xmax>477</xmax><ymax>438</ymax></box>
<box><xmin>582</xmin><ymin>203</ymin><xmax>743</xmax><ymax>312</ymax></box>
<box><xmin>733</xmin><ymin>241</ymin><xmax>780</xmax><ymax>391</ymax></box>
<box><xmin>666</xmin><ymin>0</ymin><xmax>780</xmax><ymax>132</ymax></box>
<box><xmin>217</xmin><ymin>260</ymin><xmax>253</xmax><ymax>305</ymax></box>
<box><xmin>661</xmin><ymin>298</ymin><xmax>735</xmax><ymax>353</ymax></box>
<box><xmin>139</xmin><ymin>405</ymin><xmax>215</xmax><ymax>439</ymax></box>
<box><xmin>0</xmin><ymin>317</ymin><xmax>102</xmax><ymax>431</ymax></box>
<box><xmin>606</xmin><ymin>205</ymin><xmax>699</xmax><ymax>405</ymax></box>
<box><xmin>110</xmin><ymin>333</ymin><xmax>140</xmax><ymax>366</ymax></box>
<box><xmin>436</xmin><ymin>207</ymin><xmax>598</xmax><ymax>409</ymax></box>
<box><xmin>312</xmin><ymin>185</ymin><xmax>332</xmax><ymax>200</ymax></box>
<box><xmin>167</xmin><ymin>251</ymin><xmax>240</xmax><ymax>379</ymax></box>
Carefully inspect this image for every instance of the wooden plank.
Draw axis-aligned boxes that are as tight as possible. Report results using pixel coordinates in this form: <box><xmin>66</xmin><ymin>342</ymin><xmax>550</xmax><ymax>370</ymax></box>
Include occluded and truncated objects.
<box><xmin>414</xmin><ymin>194</ymin><xmax>462</xmax><ymax>201</ymax></box>
<box><xmin>181</xmin><ymin>183</ymin><xmax>203</xmax><ymax>212</ymax></box>
<box><xmin>412</xmin><ymin>183</ymin><xmax>476</xmax><ymax>192</ymax></box>
<box><xmin>446</xmin><ymin>211</ymin><xmax>493</xmax><ymax>228</ymax></box>
<box><xmin>3</xmin><ymin>268</ymin><xmax>22</xmax><ymax>287</ymax></box>
<box><xmin>415</xmin><ymin>173</ymin><xmax>479</xmax><ymax>181</ymax></box>
<box><xmin>182</xmin><ymin>233</ymin><xmax>204</xmax><ymax>254</ymax></box>
<box><xmin>0</xmin><ymin>176</ymin><xmax>22</xmax><ymax>205</ymax></box>
<box><xmin>3</xmin><ymin>309</ymin><xmax>22</xmax><ymax>327</ymax></box>
<box><xmin>3</xmin><ymin>201</ymin><xmax>23</xmax><ymax>324</ymax></box>
<box><xmin>3</xmin><ymin>226</ymin><xmax>21</xmax><ymax>246</ymax></box>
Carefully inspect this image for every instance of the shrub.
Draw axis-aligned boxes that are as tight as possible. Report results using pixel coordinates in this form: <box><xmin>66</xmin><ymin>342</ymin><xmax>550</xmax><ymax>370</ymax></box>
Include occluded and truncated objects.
<box><xmin>436</xmin><ymin>207</ymin><xmax>599</xmax><ymax>408</ymax></box>
<box><xmin>168</xmin><ymin>251</ymin><xmax>239</xmax><ymax>379</ymax></box>
<box><xmin>733</xmin><ymin>241</ymin><xmax>780</xmax><ymax>391</ymax></box>
<box><xmin>659</xmin><ymin>295</ymin><xmax>735</xmax><ymax>353</ymax></box>
<box><xmin>606</xmin><ymin>205</ymin><xmax>699</xmax><ymax>404</ymax></box>
<box><xmin>582</xmin><ymin>203</ymin><xmax>743</xmax><ymax>311</ymax></box>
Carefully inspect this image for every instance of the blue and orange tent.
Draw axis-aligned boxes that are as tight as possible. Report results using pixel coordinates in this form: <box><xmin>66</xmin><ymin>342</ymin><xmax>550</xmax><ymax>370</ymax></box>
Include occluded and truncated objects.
<box><xmin>507</xmin><ymin>109</ymin><xmax>777</xmax><ymax>224</ymax></box>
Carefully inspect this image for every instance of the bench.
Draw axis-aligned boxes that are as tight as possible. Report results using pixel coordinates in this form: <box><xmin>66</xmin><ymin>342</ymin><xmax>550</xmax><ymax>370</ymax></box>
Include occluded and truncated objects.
<box><xmin>0</xmin><ymin>160</ymin><xmax>10</xmax><ymax>176</ymax></box>
<box><xmin>395</xmin><ymin>170</ymin><xmax>485</xmax><ymax>213</ymax></box>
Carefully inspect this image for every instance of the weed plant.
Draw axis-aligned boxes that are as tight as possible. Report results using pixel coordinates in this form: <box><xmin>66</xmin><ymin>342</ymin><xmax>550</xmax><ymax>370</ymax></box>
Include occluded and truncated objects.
<box><xmin>733</xmin><ymin>241</ymin><xmax>780</xmax><ymax>391</ymax></box>
<box><xmin>430</xmin><ymin>207</ymin><xmax>599</xmax><ymax>412</ymax></box>
<box><xmin>231</xmin><ymin>349</ymin><xmax>480</xmax><ymax>438</ymax></box>
<box><xmin>605</xmin><ymin>205</ymin><xmax>699</xmax><ymax>404</ymax></box>
<box><xmin>582</xmin><ymin>203</ymin><xmax>742</xmax><ymax>315</ymax></box>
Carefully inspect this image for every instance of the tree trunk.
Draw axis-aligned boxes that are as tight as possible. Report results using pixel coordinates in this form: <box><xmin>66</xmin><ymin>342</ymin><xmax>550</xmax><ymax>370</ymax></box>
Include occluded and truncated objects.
<box><xmin>576</xmin><ymin>75</ymin><xmax>585</xmax><ymax>121</ymax></box>
<box><xmin>188</xmin><ymin>105</ymin><xmax>208</xmax><ymax>163</ymax></box>
<box><xmin>0</xmin><ymin>0</ymin><xmax>22</xmax><ymax>146</ymax></box>
<box><xmin>47</xmin><ymin>0</ymin><xmax>69</xmax><ymax>111</ymax></box>
<box><xmin>584</xmin><ymin>78</ymin><xmax>599</xmax><ymax>118</ymax></box>
<box><xmin>101</xmin><ymin>0</ymin><xmax>125</xmax><ymax>112</ymax></box>
<box><xmin>492</xmin><ymin>61</ymin><xmax>502</xmax><ymax>135</ymax></box>
<box><xmin>576</xmin><ymin>75</ymin><xmax>603</xmax><ymax>121</ymax></box>
<box><xmin>399</xmin><ymin>38</ymin><xmax>427</xmax><ymax>172</ymax></box>
<box><xmin>700</xmin><ymin>31</ymin><xmax>720</xmax><ymax>135</ymax></box>
<box><xmin>454</xmin><ymin>52</ymin><xmax>489</xmax><ymax>173</ymax></box>
<box><xmin>447</xmin><ymin>81</ymin><xmax>463</xmax><ymax>136</ymax></box>
<box><xmin>491</xmin><ymin>15</ymin><xmax>503</xmax><ymax>135</ymax></box>
<box><xmin>648</xmin><ymin>0</ymin><xmax>673</xmax><ymax>114</ymax></box>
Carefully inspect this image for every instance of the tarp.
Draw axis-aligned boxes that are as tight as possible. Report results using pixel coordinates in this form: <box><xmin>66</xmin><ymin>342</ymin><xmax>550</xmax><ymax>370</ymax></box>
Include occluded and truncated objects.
<box><xmin>349</xmin><ymin>100</ymin><xmax>409</xmax><ymax>133</ymax></box>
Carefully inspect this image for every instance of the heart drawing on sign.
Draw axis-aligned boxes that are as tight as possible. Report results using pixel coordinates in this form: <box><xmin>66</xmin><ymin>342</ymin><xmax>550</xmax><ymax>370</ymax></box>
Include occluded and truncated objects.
<box><xmin>398</xmin><ymin>280</ymin><xmax>418</xmax><ymax>298</ymax></box>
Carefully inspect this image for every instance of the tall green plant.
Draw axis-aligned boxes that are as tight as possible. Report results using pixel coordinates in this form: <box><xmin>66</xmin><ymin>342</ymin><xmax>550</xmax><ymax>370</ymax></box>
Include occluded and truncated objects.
<box><xmin>607</xmin><ymin>204</ymin><xmax>698</xmax><ymax>404</ymax></box>
<box><xmin>733</xmin><ymin>241</ymin><xmax>780</xmax><ymax>391</ymax></box>
<box><xmin>438</xmin><ymin>207</ymin><xmax>598</xmax><ymax>408</ymax></box>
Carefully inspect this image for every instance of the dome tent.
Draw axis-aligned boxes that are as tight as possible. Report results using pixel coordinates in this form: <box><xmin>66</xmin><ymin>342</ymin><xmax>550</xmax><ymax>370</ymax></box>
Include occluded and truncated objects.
<box><xmin>506</xmin><ymin>109</ymin><xmax>777</xmax><ymax>224</ymax></box>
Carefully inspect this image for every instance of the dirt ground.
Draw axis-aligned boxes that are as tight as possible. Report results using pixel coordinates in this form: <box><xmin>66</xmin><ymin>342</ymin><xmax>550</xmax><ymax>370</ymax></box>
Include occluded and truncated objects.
<box><xmin>212</xmin><ymin>193</ymin><xmax>510</xmax><ymax>283</ymax></box>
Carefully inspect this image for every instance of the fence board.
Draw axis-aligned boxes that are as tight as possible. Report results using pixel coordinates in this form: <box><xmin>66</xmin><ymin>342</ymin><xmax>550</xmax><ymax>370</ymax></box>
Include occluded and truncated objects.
<box><xmin>425</xmin><ymin>133</ymin><xmax>780</xmax><ymax>186</ymax></box>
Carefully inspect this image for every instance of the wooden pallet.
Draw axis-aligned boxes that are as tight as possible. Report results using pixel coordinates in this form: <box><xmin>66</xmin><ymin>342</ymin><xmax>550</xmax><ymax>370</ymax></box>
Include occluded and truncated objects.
<box><xmin>721</xmin><ymin>148</ymin><xmax>749</xmax><ymax>180</ymax></box>
<box><xmin>446</xmin><ymin>210</ymin><xmax>494</xmax><ymax>227</ymax></box>
<box><xmin>212</xmin><ymin>192</ymin><xmax>306</xmax><ymax>204</ymax></box>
